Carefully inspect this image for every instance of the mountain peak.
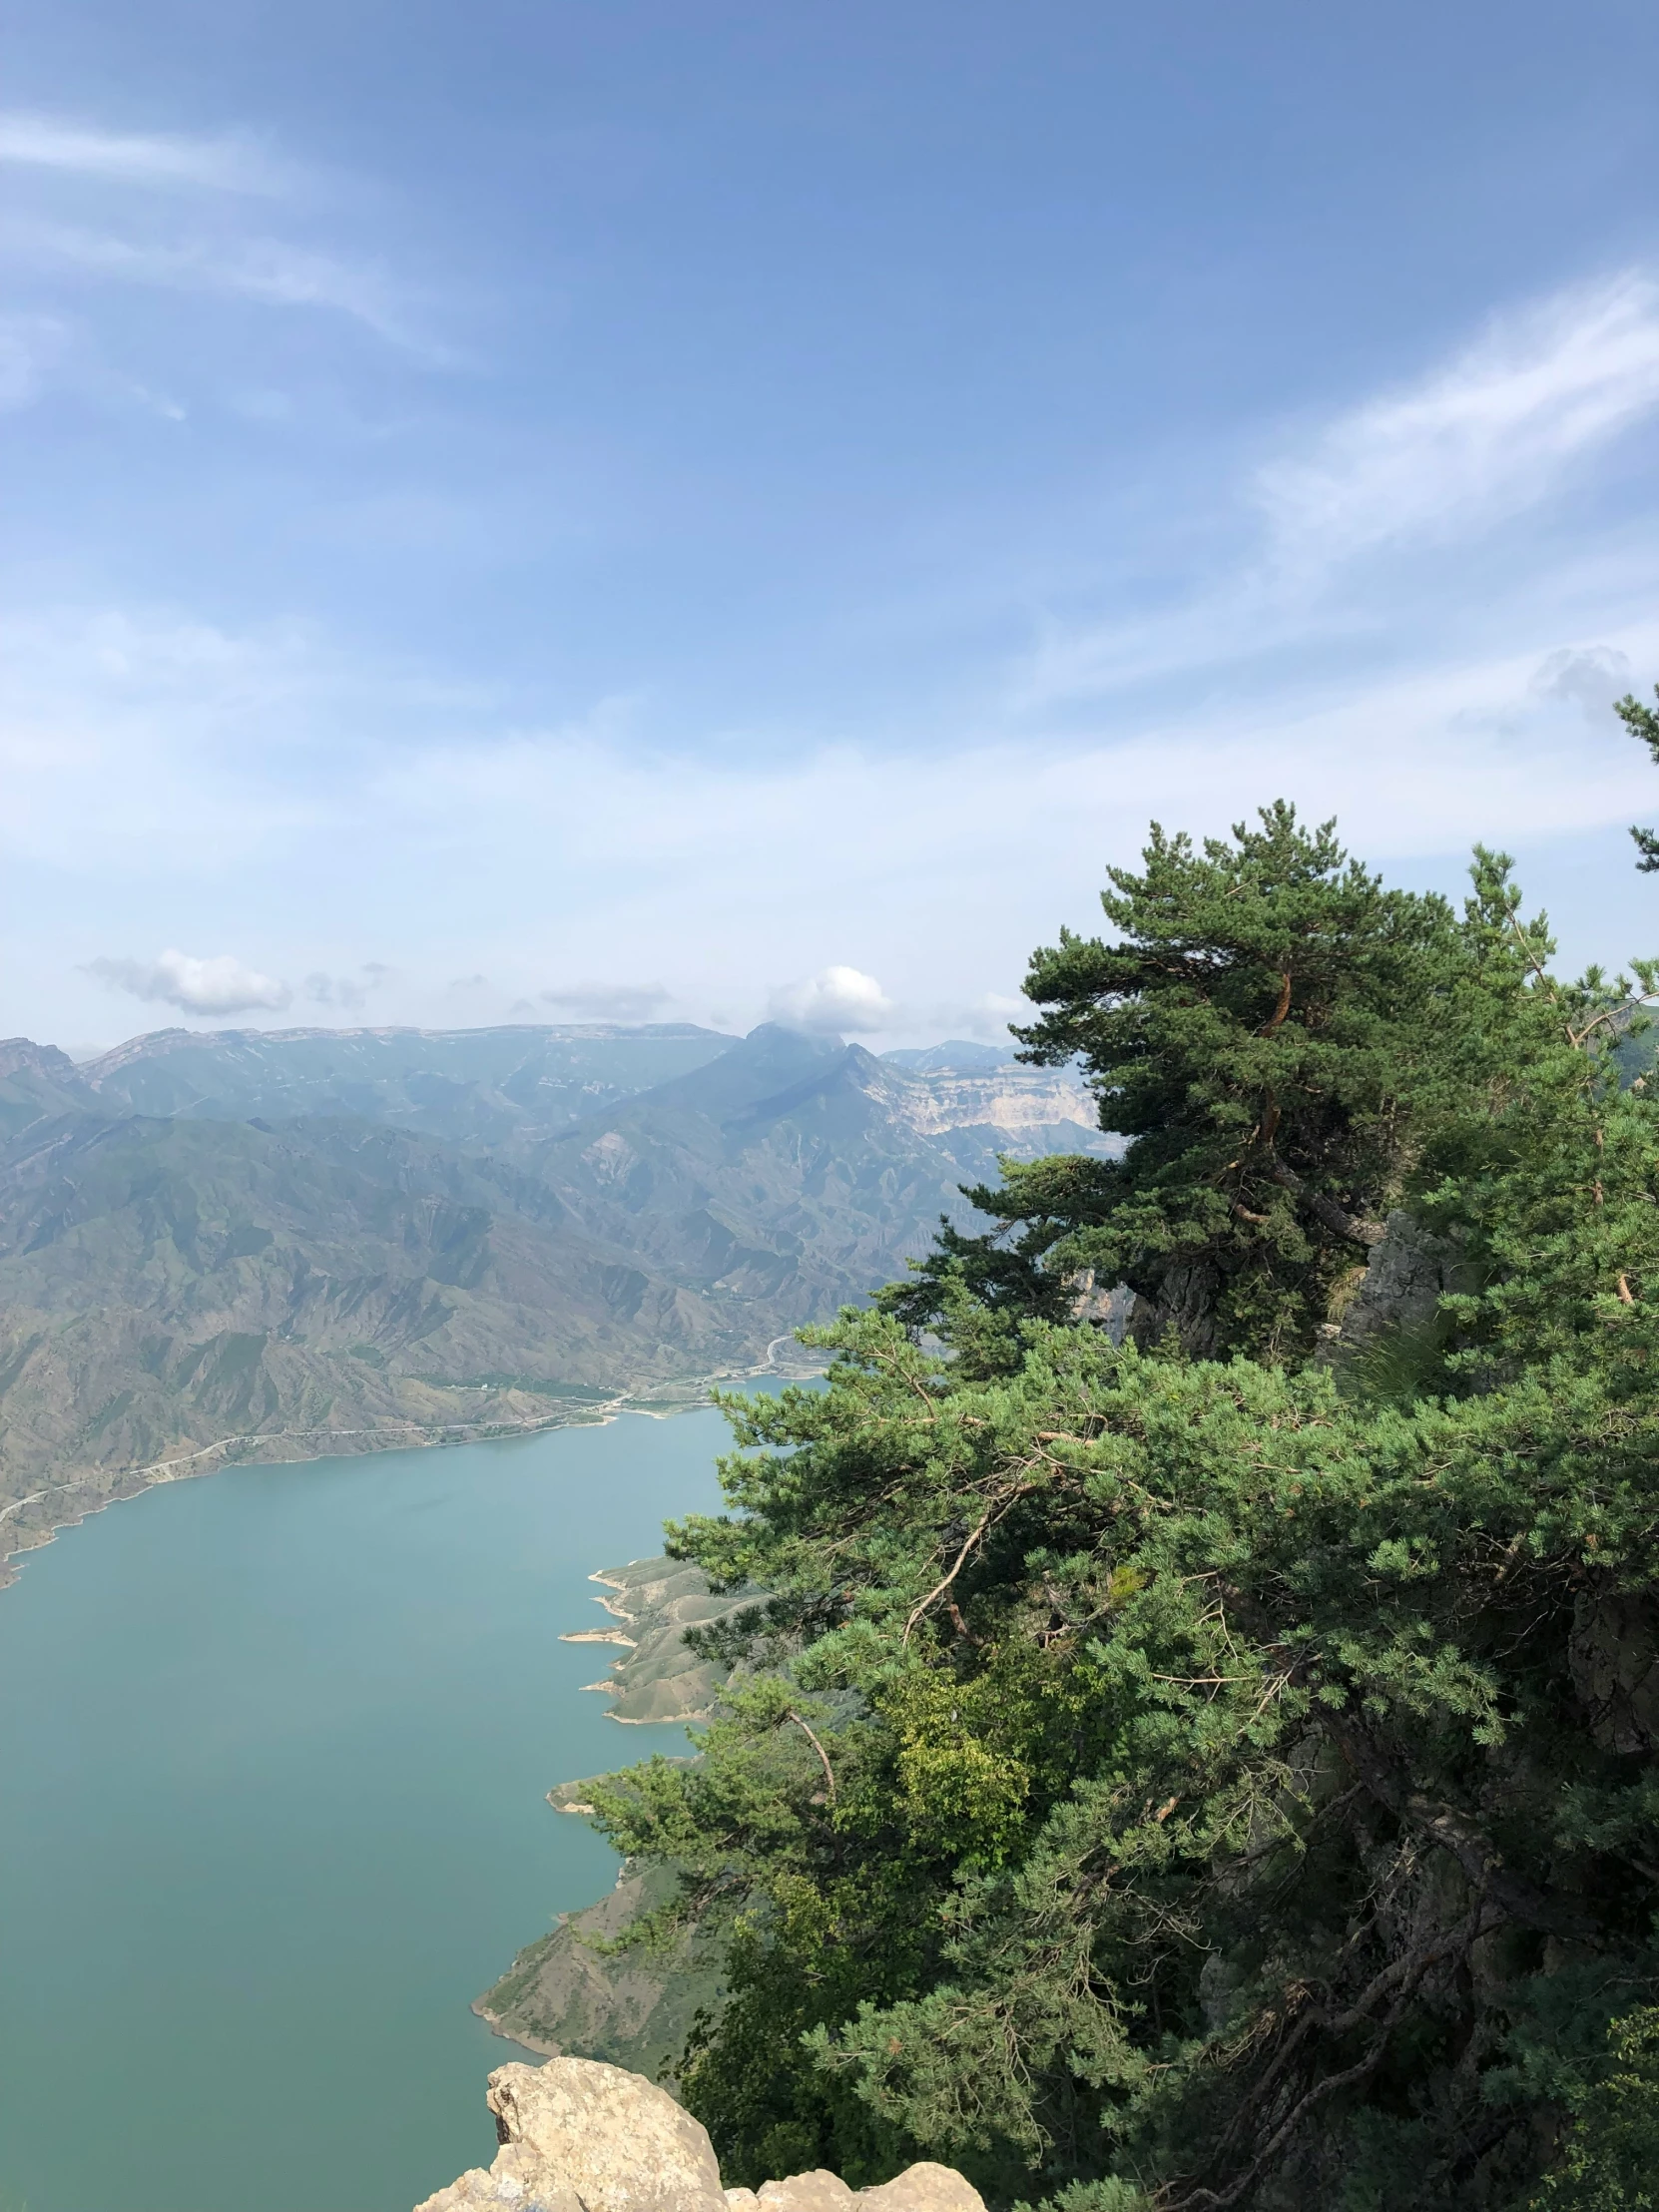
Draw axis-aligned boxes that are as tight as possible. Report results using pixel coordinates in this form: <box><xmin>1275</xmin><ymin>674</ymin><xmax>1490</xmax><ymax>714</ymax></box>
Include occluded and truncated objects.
<box><xmin>742</xmin><ymin>1021</ymin><xmax>846</xmax><ymax>1054</ymax></box>
<box><xmin>0</xmin><ymin>1036</ymin><xmax>86</xmax><ymax>1083</ymax></box>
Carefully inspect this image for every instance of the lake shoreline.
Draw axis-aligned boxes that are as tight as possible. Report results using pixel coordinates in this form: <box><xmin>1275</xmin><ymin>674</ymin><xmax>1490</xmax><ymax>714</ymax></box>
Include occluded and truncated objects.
<box><xmin>0</xmin><ymin>1345</ymin><xmax>820</xmax><ymax>1592</ymax></box>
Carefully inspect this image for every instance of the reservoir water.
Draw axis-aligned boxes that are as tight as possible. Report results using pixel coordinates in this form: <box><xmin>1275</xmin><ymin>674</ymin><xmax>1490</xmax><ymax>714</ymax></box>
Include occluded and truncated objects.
<box><xmin>0</xmin><ymin>1409</ymin><xmax>734</xmax><ymax>2212</ymax></box>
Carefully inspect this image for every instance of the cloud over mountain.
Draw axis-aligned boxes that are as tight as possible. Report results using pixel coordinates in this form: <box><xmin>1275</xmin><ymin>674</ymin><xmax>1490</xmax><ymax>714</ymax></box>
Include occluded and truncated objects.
<box><xmin>769</xmin><ymin>966</ymin><xmax>898</xmax><ymax>1035</ymax></box>
<box><xmin>86</xmin><ymin>948</ymin><xmax>291</xmax><ymax>1015</ymax></box>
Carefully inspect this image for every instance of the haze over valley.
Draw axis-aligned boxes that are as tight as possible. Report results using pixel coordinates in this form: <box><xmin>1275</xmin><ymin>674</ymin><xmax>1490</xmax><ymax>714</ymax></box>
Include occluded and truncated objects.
<box><xmin>0</xmin><ymin>1019</ymin><xmax>1112</xmax><ymax>1564</ymax></box>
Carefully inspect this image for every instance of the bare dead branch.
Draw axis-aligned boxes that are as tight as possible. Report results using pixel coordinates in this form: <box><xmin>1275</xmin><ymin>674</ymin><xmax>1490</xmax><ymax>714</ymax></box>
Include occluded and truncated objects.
<box><xmin>784</xmin><ymin>1709</ymin><xmax>836</xmax><ymax>1802</ymax></box>
<box><xmin>901</xmin><ymin>1486</ymin><xmax>1032</xmax><ymax>1646</ymax></box>
<box><xmin>1267</xmin><ymin>1157</ymin><xmax>1385</xmax><ymax>1247</ymax></box>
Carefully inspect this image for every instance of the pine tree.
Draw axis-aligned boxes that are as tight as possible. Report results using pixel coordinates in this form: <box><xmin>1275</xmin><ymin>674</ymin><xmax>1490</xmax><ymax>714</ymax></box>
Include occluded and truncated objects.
<box><xmin>888</xmin><ymin>804</ymin><xmax>1461</xmax><ymax>1365</ymax></box>
<box><xmin>1616</xmin><ymin>685</ymin><xmax>1659</xmax><ymax>871</ymax></box>
<box><xmin>579</xmin><ymin>818</ymin><xmax>1659</xmax><ymax>2211</ymax></box>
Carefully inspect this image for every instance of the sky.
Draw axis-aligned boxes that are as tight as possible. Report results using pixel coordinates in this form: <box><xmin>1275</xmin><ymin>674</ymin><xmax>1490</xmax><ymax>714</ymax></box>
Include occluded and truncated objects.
<box><xmin>8</xmin><ymin>1</ymin><xmax>1659</xmax><ymax>1049</ymax></box>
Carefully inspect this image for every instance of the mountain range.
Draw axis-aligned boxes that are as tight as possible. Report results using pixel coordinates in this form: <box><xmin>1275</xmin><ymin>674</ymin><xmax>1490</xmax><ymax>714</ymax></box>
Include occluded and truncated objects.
<box><xmin>0</xmin><ymin>1021</ymin><xmax>1114</xmax><ymax>1567</ymax></box>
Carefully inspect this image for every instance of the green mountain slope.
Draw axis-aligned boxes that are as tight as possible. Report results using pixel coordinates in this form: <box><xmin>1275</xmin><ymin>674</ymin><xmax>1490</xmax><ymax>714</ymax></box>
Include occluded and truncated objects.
<box><xmin>0</xmin><ymin>1020</ymin><xmax>1116</xmax><ymax>1570</ymax></box>
<box><xmin>0</xmin><ymin>1110</ymin><xmax>750</xmax><ymax>1564</ymax></box>
<box><xmin>525</xmin><ymin>1024</ymin><xmax>1109</xmax><ymax>1320</ymax></box>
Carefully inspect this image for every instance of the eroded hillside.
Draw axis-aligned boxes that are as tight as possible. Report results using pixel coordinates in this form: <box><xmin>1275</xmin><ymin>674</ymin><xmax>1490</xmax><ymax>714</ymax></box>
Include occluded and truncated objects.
<box><xmin>0</xmin><ymin>1023</ymin><xmax>1115</xmax><ymax>1569</ymax></box>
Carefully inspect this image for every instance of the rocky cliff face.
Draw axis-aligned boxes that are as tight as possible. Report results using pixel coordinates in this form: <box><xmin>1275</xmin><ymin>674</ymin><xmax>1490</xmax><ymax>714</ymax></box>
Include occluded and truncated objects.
<box><xmin>415</xmin><ymin>2055</ymin><xmax>983</xmax><ymax>2212</ymax></box>
<box><xmin>1317</xmin><ymin>1206</ymin><xmax>1467</xmax><ymax>1365</ymax></box>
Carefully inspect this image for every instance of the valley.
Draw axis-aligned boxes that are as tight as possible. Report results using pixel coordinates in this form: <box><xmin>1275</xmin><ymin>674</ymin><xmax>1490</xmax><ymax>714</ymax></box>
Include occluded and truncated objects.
<box><xmin>0</xmin><ymin>1020</ymin><xmax>1115</xmax><ymax>1572</ymax></box>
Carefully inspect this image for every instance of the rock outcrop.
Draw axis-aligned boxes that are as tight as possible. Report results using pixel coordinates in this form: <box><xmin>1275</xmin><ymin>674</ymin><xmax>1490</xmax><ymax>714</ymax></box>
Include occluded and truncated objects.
<box><xmin>415</xmin><ymin>2057</ymin><xmax>984</xmax><ymax>2212</ymax></box>
<box><xmin>1317</xmin><ymin>1206</ymin><xmax>1466</xmax><ymax>1367</ymax></box>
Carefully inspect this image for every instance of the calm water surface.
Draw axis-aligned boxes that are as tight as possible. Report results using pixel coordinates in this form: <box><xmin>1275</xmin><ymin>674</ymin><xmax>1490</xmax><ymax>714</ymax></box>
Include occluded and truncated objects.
<box><xmin>0</xmin><ymin>1409</ymin><xmax>734</xmax><ymax>2212</ymax></box>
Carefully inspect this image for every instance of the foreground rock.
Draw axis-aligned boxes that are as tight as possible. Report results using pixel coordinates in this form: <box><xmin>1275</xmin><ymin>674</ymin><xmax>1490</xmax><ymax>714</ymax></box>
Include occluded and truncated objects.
<box><xmin>415</xmin><ymin>2056</ymin><xmax>984</xmax><ymax>2212</ymax></box>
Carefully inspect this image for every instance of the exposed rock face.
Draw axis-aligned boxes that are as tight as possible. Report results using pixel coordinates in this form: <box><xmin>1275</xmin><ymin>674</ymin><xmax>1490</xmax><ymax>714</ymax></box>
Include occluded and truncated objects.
<box><xmin>417</xmin><ymin>2056</ymin><xmax>724</xmax><ymax>2212</ymax></box>
<box><xmin>415</xmin><ymin>2058</ymin><xmax>985</xmax><ymax>2212</ymax></box>
<box><xmin>743</xmin><ymin>2169</ymin><xmax>980</xmax><ymax>2210</ymax></box>
<box><xmin>1569</xmin><ymin>1587</ymin><xmax>1659</xmax><ymax>1753</ymax></box>
<box><xmin>1319</xmin><ymin>1207</ymin><xmax>1465</xmax><ymax>1365</ymax></box>
<box><xmin>856</xmin><ymin>2169</ymin><xmax>986</xmax><ymax>2212</ymax></box>
<box><xmin>1128</xmin><ymin>1259</ymin><xmax>1222</xmax><ymax>1359</ymax></box>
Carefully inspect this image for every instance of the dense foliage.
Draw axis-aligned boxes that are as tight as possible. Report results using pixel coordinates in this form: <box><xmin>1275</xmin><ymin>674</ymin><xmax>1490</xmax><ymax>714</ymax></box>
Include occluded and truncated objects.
<box><xmin>882</xmin><ymin>805</ymin><xmax>1465</xmax><ymax>1367</ymax></box>
<box><xmin>587</xmin><ymin>808</ymin><xmax>1659</xmax><ymax>2210</ymax></box>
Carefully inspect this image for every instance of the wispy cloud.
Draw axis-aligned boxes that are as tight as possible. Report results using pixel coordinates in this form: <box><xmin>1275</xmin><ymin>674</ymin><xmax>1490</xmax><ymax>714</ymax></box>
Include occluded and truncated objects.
<box><xmin>0</xmin><ymin>109</ymin><xmax>448</xmax><ymax>370</ymax></box>
<box><xmin>0</xmin><ymin>313</ymin><xmax>68</xmax><ymax>409</ymax></box>
<box><xmin>538</xmin><ymin>982</ymin><xmax>674</xmax><ymax>1021</ymax></box>
<box><xmin>1259</xmin><ymin>273</ymin><xmax>1659</xmax><ymax>564</ymax></box>
<box><xmin>1531</xmin><ymin>644</ymin><xmax>1635</xmax><ymax>722</ymax></box>
<box><xmin>0</xmin><ymin>113</ymin><xmax>291</xmax><ymax>200</ymax></box>
<box><xmin>5</xmin><ymin>219</ymin><xmax>432</xmax><ymax>350</ymax></box>
<box><xmin>12</xmin><ymin>262</ymin><xmax>1659</xmax><ymax>1041</ymax></box>
<box><xmin>1022</xmin><ymin>272</ymin><xmax>1659</xmax><ymax>707</ymax></box>
<box><xmin>303</xmin><ymin>964</ymin><xmax>390</xmax><ymax>1012</ymax></box>
<box><xmin>0</xmin><ymin>112</ymin><xmax>293</xmax><ymax>196</ymax></box>
<box><xmin>9</xmin><ymin>600</ymin><xmax>1659</xmax><ymax>1042</ymax></box>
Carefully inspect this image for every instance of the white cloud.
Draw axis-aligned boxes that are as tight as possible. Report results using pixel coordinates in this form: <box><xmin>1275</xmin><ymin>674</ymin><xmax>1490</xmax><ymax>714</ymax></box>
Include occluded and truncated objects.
<box><xmin>0</xmin><ymin>312</ymin><xmax>69</xmax><ymax>409</ymax></box>
<box><xmin>0</xmin><ymin>113</ymin><xmax>291</xmax><ymax>196</ymax></box>
<box><xmin>9</xmin><ymin>598</ymin><xmax>1659</xmax><ymax>1041</ymax></box>
<box><xmin>14</xmin><ymin>264</ymin><xmax>1659</xmax><ymax>1042</ymax></box>
<box><xmin>1258</xmin><ymin>272</ymin><xmax>1659</xmax><ymax>564</ymax></box>
<box><xmin>0</xmin><ymin>111</ymin><xmax>446</xmax><ymax>360</ymax></box>
<box><xmin>86</xmin><ymin>949</ymin><xmax>291</xmax><ymax>1015</ymax></box>
<box><xmin>769</xmin><ymin>966</ymin><xmax>899</xmax><ymax>1035</ymax></box>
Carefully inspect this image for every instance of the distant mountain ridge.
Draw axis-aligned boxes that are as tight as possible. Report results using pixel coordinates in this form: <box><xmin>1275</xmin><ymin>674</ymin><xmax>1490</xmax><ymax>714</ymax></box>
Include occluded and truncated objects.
<box><xmin>54</xmin><ymin>1021</ymin><xmax>740</xmax><ymax>1143</ymax></box>
<box><xmin>879</xmin><ymin>1039</ymin><xmax>1015</xmax><ymax>1072</ymax></box>
<box><xmin>0</xmin><ymin>1020</ymin><xmax>1116</xmax><ymax>1572</ymax></box>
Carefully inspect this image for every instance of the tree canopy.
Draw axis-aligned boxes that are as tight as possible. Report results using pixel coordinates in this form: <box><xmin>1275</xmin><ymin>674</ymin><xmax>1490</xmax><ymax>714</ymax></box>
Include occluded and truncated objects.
<box><xmin>888</xmin><ymin>806</ymin><xmax>1480</xmax><ymax>1368</ymax></box>
<box><xmin>582</xmin><ymin>804</ymin><xmax>1659</xmax><ymax>2212</ymax></box>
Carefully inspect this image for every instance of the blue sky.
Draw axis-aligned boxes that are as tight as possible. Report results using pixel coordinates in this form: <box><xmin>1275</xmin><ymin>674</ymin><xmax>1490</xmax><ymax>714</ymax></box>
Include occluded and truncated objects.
<box><xmin>8</xmin><ymin>1</ymin><xmax>1659</xmax><ymax>1047</ymax></box>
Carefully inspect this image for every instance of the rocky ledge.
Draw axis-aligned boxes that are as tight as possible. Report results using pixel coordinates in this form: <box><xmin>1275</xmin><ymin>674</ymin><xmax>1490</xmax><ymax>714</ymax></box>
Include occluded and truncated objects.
<box><xmin>416</xmin><ymin>2055</ymin><xmax>982</xmax><ymax>2212</ymax></box>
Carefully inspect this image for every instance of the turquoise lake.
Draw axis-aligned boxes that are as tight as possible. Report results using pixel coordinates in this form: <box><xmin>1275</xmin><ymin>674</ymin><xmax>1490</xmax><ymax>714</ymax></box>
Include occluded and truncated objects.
<box><xmin>0</xmin><ymin>1409</ymin><xmax>735</xmax><ymax>2212</ymax></box>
